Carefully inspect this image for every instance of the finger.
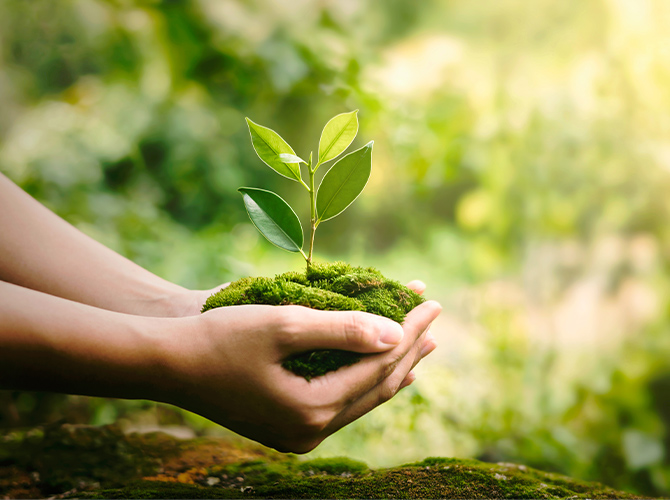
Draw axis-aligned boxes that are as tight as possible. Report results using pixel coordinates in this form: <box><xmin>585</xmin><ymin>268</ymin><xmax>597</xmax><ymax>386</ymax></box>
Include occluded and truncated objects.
<box><xmin>276</xmin><ymin>306</ymin><xmax>405</xmax><ymax>354</ymax></box>
<box><xmin>326</xmin><ymin>300</ymin><xmax>441</xmax><ymax>385</ymax></box>
<box><xmin>331</xmin><ymin>300</ymin><xmax>440</xmax><ymax>386</ymax></box>
<box><xmin>324</xmin><ymin>315</ymin><xmax>437</xmax><ymax>434</ymax></box>
<box><xmin>406</xmin><ymin>280</ymin><xmax>426</xmax><ymax>295</ymax></box>
<box><xmin>302</xmin><ymin>301</ymin><xmax>441</xmax><ymax>409</ymax></box>
<box><xmin>402</xmin><ymin>301</ymin><xmax>441</xmax><ymax>340</ymax></box>
<box><xmin>419</xmin><ymin>331</ymin><xmax>437</xmax><ymax>359</ymax></box>
<box><xmin>398</xmin><ymin>370</ymin><xmax>416</xmax><ymax>391</ymax></box>
<box><xmin>325</xmin><ymin>353</ymin><xmax>419</xmax><ymax>435</ymax></box>
<box><xmin>402</xmin><ymin>331</ymin><xmax>437</xmax><ymax>386</ymax></box>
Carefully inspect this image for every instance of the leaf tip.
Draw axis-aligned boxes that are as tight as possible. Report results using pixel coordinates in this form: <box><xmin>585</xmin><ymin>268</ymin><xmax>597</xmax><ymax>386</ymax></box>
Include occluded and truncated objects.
<box><xmin>365</xmin><ymin>140</ymin><xmax>374</xmax><ymax>149</ymax></box>
<box><xmin>244</xmin><ymin>117</ymin><xmax>256</xmax><ymax>133</ymax></box>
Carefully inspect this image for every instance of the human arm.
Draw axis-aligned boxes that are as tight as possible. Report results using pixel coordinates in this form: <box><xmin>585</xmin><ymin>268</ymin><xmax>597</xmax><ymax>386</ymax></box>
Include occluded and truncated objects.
<box><xmin>0</xmin><ymin>173</ymin><xmax>208</xmax><ymax>317</ymax></box>
<box><xmin>0</xmin><ymin>278</ymin><xmax>439</xmax><ymax>452</ymax></box>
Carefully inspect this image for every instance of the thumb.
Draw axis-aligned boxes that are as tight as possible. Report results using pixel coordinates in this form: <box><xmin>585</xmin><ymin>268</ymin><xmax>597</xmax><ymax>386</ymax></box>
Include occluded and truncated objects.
<box><xmin>278</xmin><ymin>307</ymin><xmax>404</xmax><ymax>355</ymax></box>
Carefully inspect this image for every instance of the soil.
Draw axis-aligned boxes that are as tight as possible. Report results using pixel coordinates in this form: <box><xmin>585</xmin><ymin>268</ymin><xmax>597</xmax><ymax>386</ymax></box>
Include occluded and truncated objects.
<box><xmin>201</xmin><ymin>262</ymin><xmax>425</xmax><ymax>380</ymax></box>
<box><xmin>0</xmin><ymin>424</ymin><xmax>647</xmax><ymax>499</ymax></box>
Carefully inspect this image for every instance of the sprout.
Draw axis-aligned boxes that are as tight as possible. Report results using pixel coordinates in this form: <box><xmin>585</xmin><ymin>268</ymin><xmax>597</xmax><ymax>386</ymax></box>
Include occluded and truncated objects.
<box><xmin>240</xmin><ymin>111</ymin><xmax>371</xmax><ymax>269</ymax></box>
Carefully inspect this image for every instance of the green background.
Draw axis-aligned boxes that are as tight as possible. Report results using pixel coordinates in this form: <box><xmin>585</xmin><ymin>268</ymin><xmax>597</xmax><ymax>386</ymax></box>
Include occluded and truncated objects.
<box><xmin>1</xmin><ymin>0</ymin><xmax>669</xmax><ymax>496</ymax></box>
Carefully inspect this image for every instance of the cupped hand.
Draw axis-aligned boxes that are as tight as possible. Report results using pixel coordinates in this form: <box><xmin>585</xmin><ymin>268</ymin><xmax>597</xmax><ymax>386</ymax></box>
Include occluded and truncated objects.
<box><xmin>160</xmin><ymin>290</ymin><xmax>440</xmax><ymax>453</ymax></box>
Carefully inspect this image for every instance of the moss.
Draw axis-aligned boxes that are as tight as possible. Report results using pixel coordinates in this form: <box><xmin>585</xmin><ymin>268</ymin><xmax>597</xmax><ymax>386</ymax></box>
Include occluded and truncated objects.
<box><xmin>0</xmin><ymin>423</ymin><xmax>173</xmax><ymax>495</ymax></box>
<box><xmin>76</xmin><ymin>453</ymin><xmax>647</xmax><ymax>499</ymax></box>
<box><xmin>76</xmin><ymin>480</ymin><xmax>223</xmax><ymax>499</ymax></box>
<box><xmin>0</xmin><ymin>424</ymin><xmax>648</xmax><ymax>499</ymax></box>
<box><xmin>201</xmin><ymin>262</ymin><xmax>425</xmax><ymax>380</ymax></box>
<box><xmin>280</xmin><ymin>350</ymin><xmax>362</xmax><ymax>381</ymax></box>
<box><xmin>297</xmin><ymin>457</ymin><xmax>369</xmax><ymax>476</ymax></box>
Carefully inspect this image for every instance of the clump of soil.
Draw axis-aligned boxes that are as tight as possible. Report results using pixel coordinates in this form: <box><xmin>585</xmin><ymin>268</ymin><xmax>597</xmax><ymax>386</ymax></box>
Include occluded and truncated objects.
<box><xmin>201</xmin><ymin>262</ymin><xmax>425</xmax><ymax>380</ymax></box>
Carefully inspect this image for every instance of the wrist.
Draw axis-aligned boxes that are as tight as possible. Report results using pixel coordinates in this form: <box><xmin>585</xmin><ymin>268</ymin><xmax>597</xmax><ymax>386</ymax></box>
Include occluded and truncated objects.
<box><xmin>144</xmin><ymin>315</ymin><xmax>206</xmax><ymax>405</ymax></box>
<box><xmin>121</xmin><ymin>285</ymin><xmax>190</xmax><ymax>318</ymax></box>
<box><xmin>73</xmin><ymin>313</ymin><xmax>188</xmax><ymax>402</ymax></box>
<box><xmin>140</xmin><ymin>288</ymin><xmax>220</xmax><ymax>318</ymax></box>
<box><xmin>0</xmin><ymin>281</ymin><xmax>190</xmax><ymax>400</ymax></box>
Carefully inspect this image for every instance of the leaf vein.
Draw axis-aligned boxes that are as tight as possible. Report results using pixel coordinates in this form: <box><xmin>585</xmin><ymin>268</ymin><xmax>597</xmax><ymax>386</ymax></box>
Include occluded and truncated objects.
<box><xmin>251</xmin><ymin>126</ymin><xmax>300</xmax><ymax>180</ymax></box>
<box><xmin>250</xmin><ymin>206</ymin><xmax>299</xmax><ymax>250</ymax></box>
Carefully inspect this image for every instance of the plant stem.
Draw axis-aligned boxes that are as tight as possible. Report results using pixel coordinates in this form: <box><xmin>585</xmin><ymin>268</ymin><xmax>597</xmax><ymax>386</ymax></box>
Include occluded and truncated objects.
<box><xmin>307</xmin><ymin>159</ymin><xmax>319</xmax><ymax>269</ymax></box>
<box><xmin>298</xmin><ymin>178</ymin><xmax>310</xmax><ymax>192</ymax></box>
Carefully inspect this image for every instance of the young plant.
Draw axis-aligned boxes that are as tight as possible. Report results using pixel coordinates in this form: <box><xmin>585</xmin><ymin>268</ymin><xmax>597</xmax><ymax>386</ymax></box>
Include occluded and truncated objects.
<box><xmin>240</xmin><ymin>110</ymin><xmax>372</xmax><ymax>269</ymax></box>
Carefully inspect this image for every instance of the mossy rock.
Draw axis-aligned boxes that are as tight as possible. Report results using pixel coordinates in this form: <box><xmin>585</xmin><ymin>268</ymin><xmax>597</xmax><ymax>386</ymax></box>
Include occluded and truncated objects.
<box><xmin>0</xmin><ymin>424</ymin><xmax>648</xmax><ymax>499</ymax></box>
<box><xmin>201</xmin><ymin>262</ymin><xmax>425</xmax><ymax>380</ymax></box>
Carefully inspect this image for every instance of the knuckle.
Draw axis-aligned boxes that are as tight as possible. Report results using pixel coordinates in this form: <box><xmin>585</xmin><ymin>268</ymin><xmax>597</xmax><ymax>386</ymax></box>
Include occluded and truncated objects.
<box><xmin>273</xmin><ymin>306</ymin><xmax>304</xmax><ymax>346</ymax></box>
<box><xmin>378</xmin><ymin>383</ymin><xmax>397</xmax><ymax>403</ymax></box>
<box><xmin>299</xmin><ymin>410</ymin><xmax>330</xmax><ymax>436</ymax></box>
<box><xmin>381</xmin><ymin>351</ymin><xmax>405</xmax><ymax>380</ymax></box>
<box><xmin>343</xmin><ymin>312</ymin><xmax>373</xmax><ymax>346</ymax></box>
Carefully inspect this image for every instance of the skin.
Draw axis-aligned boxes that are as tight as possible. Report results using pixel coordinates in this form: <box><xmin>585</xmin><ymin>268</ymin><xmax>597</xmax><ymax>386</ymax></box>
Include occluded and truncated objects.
<box><xmin>0</xmin><ymin>173</ymin><xmax>440</xmax><ymax>453</ymax></box>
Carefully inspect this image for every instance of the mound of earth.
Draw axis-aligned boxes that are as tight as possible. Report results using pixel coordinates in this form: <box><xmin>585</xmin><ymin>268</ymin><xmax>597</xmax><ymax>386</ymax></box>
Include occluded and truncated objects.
<box><xmin>202</xmin><ymin>261</ymin><xmax>424</xmax><ymax>379</ymax></box>
<box><xmin>0</xmin><ymin>424</ymin><xmax>646</xmax><ymax>499</ymax></box>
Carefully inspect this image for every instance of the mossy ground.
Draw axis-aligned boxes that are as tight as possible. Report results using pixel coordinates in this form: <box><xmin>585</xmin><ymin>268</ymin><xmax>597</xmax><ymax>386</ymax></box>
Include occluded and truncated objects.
<box><xmin>0</xmin><ymin>424</ymin><xmax>646</xmax><ymax>499</ymax></box>
<box><xmin>201</xmin><ymin>262</ymin><xmax>425</xmax><ymax>380</ymax></box>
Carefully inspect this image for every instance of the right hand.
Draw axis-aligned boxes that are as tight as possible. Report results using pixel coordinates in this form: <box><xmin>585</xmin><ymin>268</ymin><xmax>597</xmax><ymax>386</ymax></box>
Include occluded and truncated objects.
<box><xmin>158</xmin><ymin>294</ymin><xmax>440</xmax><ymax>453</ymax></box>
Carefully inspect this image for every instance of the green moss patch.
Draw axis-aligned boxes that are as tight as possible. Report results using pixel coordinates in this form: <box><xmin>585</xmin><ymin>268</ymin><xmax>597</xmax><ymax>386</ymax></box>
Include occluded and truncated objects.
<box><xmin>80</xmin><ymin>457</ymin><xmax>648</xmax><ymax>499</ymax></box>
<box><xmin>201</xmin><ymin>262</ymin><xmax>425</xmax><ymax>380</ymax></box>
<box><xmin>0</xmin><ymin>424</ymin><xmax>648</xmax><ymax>499</ymax></box>
<box><xmin>0</xmin><ymin>423</ymin><xmax>179</xmax><ymax>497</ymax></box>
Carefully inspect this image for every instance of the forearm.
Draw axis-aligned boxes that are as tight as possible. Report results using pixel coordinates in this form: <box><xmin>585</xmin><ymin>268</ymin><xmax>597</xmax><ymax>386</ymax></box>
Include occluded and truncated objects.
<box><xmin>0</xmin><ymin>173</ymin><xmax>188</xmax><ymax>316</ymax></box>
<box><xmin>0</xmin><ymin>280</ymin><xmax>178</xmax><ymax>400</ymax></box>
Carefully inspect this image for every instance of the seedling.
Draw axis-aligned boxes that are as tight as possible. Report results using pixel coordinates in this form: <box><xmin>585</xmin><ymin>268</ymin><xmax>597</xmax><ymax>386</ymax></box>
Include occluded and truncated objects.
<box><xmin>205</xmin><ymin>112</ymin><xmax>422</xmax><ymax>380</ymax></box>
<box><xmin>241</xmin><ymin>110</ymin><xmax>371</xmax><ymax>269</ymax></box>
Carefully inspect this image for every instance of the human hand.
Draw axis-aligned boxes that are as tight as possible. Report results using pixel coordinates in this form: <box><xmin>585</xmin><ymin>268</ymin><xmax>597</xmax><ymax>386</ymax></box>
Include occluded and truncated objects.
<box><xmin>158</xmin><ymin>295</ymin><xmax>440</xmax><ymax>453</ymax></box>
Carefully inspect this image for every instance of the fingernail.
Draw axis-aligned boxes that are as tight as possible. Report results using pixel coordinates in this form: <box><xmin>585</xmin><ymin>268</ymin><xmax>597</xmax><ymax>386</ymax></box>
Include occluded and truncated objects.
<box><xmin>379</xmin><ymin>323</ymin><xmax>404</xmax><ymax>346</ymax></box>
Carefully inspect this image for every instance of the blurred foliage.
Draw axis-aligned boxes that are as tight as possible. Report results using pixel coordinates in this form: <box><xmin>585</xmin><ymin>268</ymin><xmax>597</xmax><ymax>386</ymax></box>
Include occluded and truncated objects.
<box><xmin>1</xmin><ymin>0</ymin><xmax>670</xmax><ymax>496</ymax></box>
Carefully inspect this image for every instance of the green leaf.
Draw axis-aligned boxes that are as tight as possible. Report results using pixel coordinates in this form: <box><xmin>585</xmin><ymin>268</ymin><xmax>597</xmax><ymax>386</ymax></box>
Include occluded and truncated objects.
<box><xmin>316</xmin><ymin>141</ymin><xmax>373</xmax><ymax>223</ymax></box>
<box><xmin>238</xmin><ymin>187</ymin><xmax>303</xmax><ymax>252</ymax></box>
<box><xmin>246</xmin><ymin>118</ymin><xmax>301</xmax><ymax>182</ymax></box>
<box><xmin>278</xmin><ymin>153</ymin><xmax>306</xmax><ymax>164</ymax></box>
<box><xmin>318</xmin><ymin>110</ymin><xmax>359</xmax><ymax>166</ymax></box>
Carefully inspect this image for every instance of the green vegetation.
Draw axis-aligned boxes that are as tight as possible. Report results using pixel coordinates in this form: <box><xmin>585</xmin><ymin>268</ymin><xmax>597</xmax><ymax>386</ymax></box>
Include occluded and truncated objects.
<box><xmin>202</xmin><ymin>261</ymin><xmax>424</xmax><ymax>379</ymax></box>
<box><xmin>81</xmin><ymin>463</ymin><xmax>642</xmax><ymax>500</ymax></box>
<box><xmin>0</xmin><ymin>425</ymin><xmax>645</xmax><ymax>499</ymax></box>
<box><xmin>0</xmin><ymin>424</ymin><xmax>180</xmax><ymax>496</ymax></box>
<box><xmin>241</xmin><ymin>111</ymin><xmax>370</xmax><ymax>268</ymax></box>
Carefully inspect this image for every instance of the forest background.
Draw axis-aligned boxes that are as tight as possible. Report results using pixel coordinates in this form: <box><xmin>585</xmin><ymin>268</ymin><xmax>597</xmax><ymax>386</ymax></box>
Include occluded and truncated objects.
<box><xmin>1</xmin><ymin>0</ymin><xmax>670</xmax><ymax>497</ymax></box>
